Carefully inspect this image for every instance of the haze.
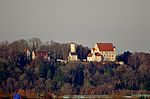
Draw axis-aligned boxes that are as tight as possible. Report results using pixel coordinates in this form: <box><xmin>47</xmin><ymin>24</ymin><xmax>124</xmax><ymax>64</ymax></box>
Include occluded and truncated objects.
<box><xmin>0</xmin><ymin>0</ymin><xmax>150</xmax><ymax>53</ymax></box>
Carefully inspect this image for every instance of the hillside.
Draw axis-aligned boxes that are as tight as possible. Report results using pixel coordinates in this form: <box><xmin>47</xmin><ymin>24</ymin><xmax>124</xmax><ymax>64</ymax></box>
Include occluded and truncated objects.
<box><xmin>0</xmin><ymin>38</ymin><xmax>150</xmax><ymax>96</ymax></box>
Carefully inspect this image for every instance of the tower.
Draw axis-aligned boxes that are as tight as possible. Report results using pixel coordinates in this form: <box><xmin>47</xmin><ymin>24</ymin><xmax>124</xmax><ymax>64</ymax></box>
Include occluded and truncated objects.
<box><xmin>68</xmin><ymin>43</ymin><xmax>78</xmax><ymax>61</ymax></box>
<box><xmin>70</xmin><ymin>43</ymin><xmax>76</xmax><ymax>53</ymax></box>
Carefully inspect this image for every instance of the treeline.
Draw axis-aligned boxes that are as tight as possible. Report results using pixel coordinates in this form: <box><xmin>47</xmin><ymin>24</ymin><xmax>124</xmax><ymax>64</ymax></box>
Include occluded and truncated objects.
<box><xmin>0</xmin><ymin>38</ymin><xmax>150</xmax><ymax>96</ymax></box>
<box><xmin>0</xmin><ymin>38</ymin><xmax>90</xmax><ymax>61</ymax></box>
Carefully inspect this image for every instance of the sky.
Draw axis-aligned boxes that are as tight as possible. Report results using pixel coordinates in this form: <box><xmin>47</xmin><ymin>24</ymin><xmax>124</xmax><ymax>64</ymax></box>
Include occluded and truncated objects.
<box><xmin>0</xmin><ymin>0</ymin><xmax>150</xmax><ymax>53</ymax></box>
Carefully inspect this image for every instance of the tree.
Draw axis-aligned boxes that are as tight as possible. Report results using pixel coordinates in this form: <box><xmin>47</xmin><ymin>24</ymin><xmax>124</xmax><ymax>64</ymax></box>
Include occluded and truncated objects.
<box><xmin>50</xmin><ymin>69</ymin><xmax>64</xmax><ymax>91</ymax></box>
<box><xmin>127</xmin><ymin>52</ymin><xmax>141</xmax><ymax>70</ymax></box>
<box><xmin>117</xmin><ymin>51</ymin><xmax>131</xmax><ymax>64</ymax></box>
<box><xmin>0</xmin><ymin>41</ymin><xmax>9</xmax><ymax>60</ymax></box>
<box><xmin>76</xmin><ymin>45</ymin><xmax>90</xmax><ymax>61</ymax></box>
<box><xmin>143</xmin><ymin>80</ymin><xmax>150</xmax><ymax>91</ymax></box>
<box><xmin>47</xmin><ymin>69</ymin><xmax>52</xmax><ymax>79</ymax></box>
<box><xmin>60</xmin><ymin>83</ymin><xmax>73</xmax><ymax>95</ymax></box>
<box><xmin>35</xmin><ymin>78</ymin><xmax>46</xmax><ymax>92</ymax></box>
<box><xmin>38</xmin><ymin>62</ymin><xmax>47</xmax><ymax>78</ymax></box>
<box><xmin>73</xmin><ymin>64</ymin><xmax>84</xmax><ymax>86</ymax></box>
<box><xmin>28</xmin><ymin>37</ymin><xmax>42</xmax><ymax>50</ymax></box>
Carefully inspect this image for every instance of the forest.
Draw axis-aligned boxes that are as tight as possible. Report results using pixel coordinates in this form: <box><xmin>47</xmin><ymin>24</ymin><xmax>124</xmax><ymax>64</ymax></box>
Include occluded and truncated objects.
<box><xmin>0</xmin><ymin>38</ymin><xmax>150</xmax><ymax>97</ymax></box>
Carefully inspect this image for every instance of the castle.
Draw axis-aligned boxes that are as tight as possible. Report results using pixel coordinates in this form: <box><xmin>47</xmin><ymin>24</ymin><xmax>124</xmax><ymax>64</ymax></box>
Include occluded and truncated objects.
<box><xmin>87</xmin><ymin>43</ymin><xmax>116</xmax><ymax>62</ymax></box>
<box><xmin>25</xmin><ymin>42</ymin><xmax>116</xmax><ymax>62</ymax></box>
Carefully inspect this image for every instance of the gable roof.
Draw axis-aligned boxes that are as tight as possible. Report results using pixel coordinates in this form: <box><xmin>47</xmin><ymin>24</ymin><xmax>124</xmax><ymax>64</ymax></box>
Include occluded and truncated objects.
<box><xmin>96</xmin><ymin>43</ymin><xmax>114</xmax><ymax>51</ymax></box>
<box><xmin>35</xmin><ymin>50</ymin><xmax>48</xmax><ymax>57</ymax></box>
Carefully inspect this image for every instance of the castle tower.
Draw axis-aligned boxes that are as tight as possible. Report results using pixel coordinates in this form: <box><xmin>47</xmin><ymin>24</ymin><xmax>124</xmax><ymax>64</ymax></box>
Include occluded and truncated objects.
<box><xmin>70</xmin><ymin>43</ymin><xmax>76</xmax><ymax>53</ymax></box>
<box><xmin>68</xmin><ymin>43</ymin><xmax>78</xmax><ymax>61</ymax></box>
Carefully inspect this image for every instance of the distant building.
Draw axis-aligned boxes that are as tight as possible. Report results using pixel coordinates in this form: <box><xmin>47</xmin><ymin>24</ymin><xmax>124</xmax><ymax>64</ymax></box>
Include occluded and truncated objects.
<box><xmin>116</xmin><ymin>61</ymin><xmax>124</xmax><ymax>65</ymax></box>
<box><xmin>87</xmin><ymin>43</ymin><xmax>116</xmax><ymax>62</ymax></box>
<box><xmin>57</xmin><ymin>59</ymin><xmax>67</xmax><ymax>63</ymax></box>
<box><xmin>68</xmin><ymin>43</ymin><xmax>78</xmax><ymax>61</ymax></box>
<box><xmin>32</xmin><ymin>50</ymin><xmax>48</xmax><ymax>60</ymax></box>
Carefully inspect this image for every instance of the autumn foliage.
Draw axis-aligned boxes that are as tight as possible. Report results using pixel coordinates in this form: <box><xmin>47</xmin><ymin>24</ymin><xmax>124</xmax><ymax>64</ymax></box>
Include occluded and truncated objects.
<box><xmin>0</xmin><ymin>38</ymin><xmax>150</xmax><ymax>98</ymax></box>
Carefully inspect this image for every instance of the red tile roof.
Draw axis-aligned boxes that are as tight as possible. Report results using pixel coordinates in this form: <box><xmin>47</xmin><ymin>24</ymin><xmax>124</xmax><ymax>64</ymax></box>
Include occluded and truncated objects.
<box><xmin>96</xmin><ymin>43</ymin><xmax>114</xmax><ymax>51</ymax></box>
<box><xmin>35</xmin><ymin>50</ymin><xmax>48</xmax><ymax>58</ymax></box>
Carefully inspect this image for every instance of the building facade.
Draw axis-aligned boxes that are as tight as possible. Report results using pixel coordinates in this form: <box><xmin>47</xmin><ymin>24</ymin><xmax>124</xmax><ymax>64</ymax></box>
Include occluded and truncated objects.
<box><xmin>68</xmin><ymin>43</ymin><xmax>78</xmax><ymax>61</ymax></box>
<box><xmin>31</xmin><ymin>50</ymin><xmax>48</xmax><ymax>60</ymax></box>
<box><xmin>87</xmin><ymin>43</ymin><xmax>116</xmax><ymax>62</ymax></box>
